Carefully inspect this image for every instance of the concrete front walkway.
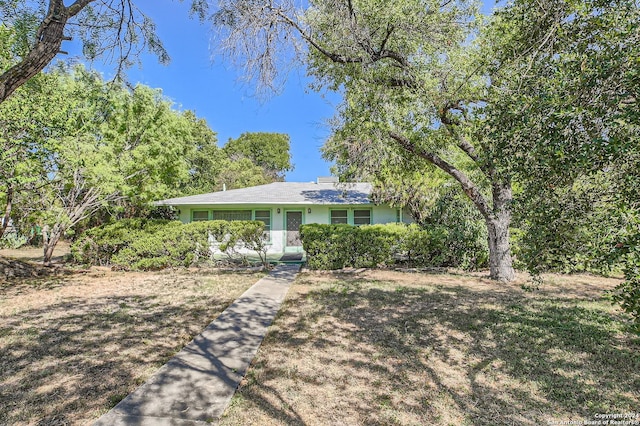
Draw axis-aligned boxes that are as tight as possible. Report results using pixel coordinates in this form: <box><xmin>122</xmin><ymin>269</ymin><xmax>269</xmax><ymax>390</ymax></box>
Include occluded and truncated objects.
<box><xmin>94</xmin><ymin>264</ymin><xmax>300</xmax><ymax>426</ymax></box>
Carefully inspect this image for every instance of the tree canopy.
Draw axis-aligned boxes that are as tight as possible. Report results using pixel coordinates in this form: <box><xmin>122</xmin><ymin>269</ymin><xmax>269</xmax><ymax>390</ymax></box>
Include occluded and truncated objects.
<box><xmin>212</xmin><ymin>0</ymin><xmax>639</xmax><ymax>285</ymax></box>
<box><xmin>214</xmin><ymin>0</ymin><xmax>519</xmax><ymax>281</ymax></box>
<box><xmin>223</xmin><ymin>132</ymin><xmax>293</xmax><ymax>180</ymax></box>
<box><xmin>0</xmin><ymin>62</ymin><xmax>294</xmax><ymax>260</ymax></box>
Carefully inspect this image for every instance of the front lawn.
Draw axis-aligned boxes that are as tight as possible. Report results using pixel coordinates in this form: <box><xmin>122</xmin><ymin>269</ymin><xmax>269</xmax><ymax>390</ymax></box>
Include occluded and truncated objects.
<box><xmin>0</xmin><ymin>265</ymin><xmax>264</xmax><ymax>425</ymax></box>
<box><xmin>221</xmin><ymin>270</ymin><xmax>640</xmax><ymax>425</ymax></box>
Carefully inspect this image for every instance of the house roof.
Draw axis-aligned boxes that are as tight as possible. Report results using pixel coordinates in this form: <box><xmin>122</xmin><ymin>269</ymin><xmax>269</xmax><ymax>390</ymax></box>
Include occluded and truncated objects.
<box><xmin>156</xmin><ymin>182</ymin><xmax>373</xmax><ymax>206</ymax></box>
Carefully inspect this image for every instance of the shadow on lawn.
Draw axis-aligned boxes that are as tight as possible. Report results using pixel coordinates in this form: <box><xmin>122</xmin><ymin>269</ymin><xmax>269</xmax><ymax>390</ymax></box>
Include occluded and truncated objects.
<box><xmin>233</xmin><ymin>276</ymin><xmax>640</xmax><ymax>425</ymax></box>
<box><xmin>0</xmin><ymin>290</ymin><xmax>235</xmax><ymax>425</ymax></box>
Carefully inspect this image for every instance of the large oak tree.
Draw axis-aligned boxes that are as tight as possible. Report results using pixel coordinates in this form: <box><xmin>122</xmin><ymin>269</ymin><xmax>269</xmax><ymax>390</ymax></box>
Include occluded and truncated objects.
<box><xmin>213</xmin><ymin>0</ymin><xmax>519</xmax><ymax>281</ymax></box>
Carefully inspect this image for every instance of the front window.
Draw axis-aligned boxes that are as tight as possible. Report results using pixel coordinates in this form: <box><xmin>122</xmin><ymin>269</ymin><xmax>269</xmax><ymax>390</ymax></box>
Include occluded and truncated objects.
<box><xmin>192</xmin><ymin>210</ymin><xmax>209</xmax><ymax>221</ymax></box>
<box><xmin>354</xmin><ymin>209</ymin><xmax>371</xmax><ymax>226</ymax></box>
<box><xmin>254</xmin><ymin>210</ymin><xmax>271</xmax><ymax>240</ymax></box>
<box><xmin>212</xmin><ymin>210</ymin><xmax>252</xmax><ymax>221</ymax></box>
<box><xmin>330</xmin><ymin>209</ymin><xmax>348</xmax><ymax>224</ymax></box>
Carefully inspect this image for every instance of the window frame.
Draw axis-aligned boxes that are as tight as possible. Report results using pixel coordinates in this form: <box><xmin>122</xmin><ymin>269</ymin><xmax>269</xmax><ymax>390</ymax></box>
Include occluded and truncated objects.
<box><xmin>353</xmin><ymin>209</ymin><xmax>372</xmax><ymax>226</ymax></box>
<box><xmin>253</xmin><ymin>209</ymin><xmax>272</xmax><ymax>242</ymax></box>
<box><xmin>191</xmin><ymin>210</ymin><xmax>210</xmax><ymax>222</ymax></box>
<box><xmin>330</xmin><ymin>209</ymin><xmax>349</xmax><ymax>225</ymax></box>
<box><xmin>329</xmin><ymin>208</ymin><xmax>373</xmax><ymax>226</ymax></box>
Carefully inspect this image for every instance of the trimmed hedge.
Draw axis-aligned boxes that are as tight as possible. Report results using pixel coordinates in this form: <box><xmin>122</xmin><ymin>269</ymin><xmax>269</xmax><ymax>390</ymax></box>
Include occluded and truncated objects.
<box><xmin>300</xmin><ymin>223</ymin><xmax>488</xmax><ymax>270</ymax></box>
<box><xmin>73</xmin><ymin>219</ymin><xmax>267</xmax><ymax>270</ymax></box>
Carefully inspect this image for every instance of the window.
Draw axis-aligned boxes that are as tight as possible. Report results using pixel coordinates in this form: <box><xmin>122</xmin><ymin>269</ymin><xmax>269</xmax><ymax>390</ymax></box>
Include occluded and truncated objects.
<box><xmin>254</xmin><ymin>210</ymin><xmax>271</xmax><ymax>231</ymax></box>
<box><xmin>254</xmin><ymin>210</ymin><xmax>271</xmax><ymax>240</ymax></box>
<box><xmin>192</xmin><ymin>210</ymin><xmax>209</xmax><ymax>221</ymax></box>
<box><xmin>354</xmin><ymin>209</ymin><xmax>371</xmax><ymax>226</ymax></box>
<box><xmin>212</xmin><ymin>210</ymin><xmax>252</xmax><ymax>221</ymax></box>
<box><xmin>330</xmin><ymin>209</ymin><xmax>348</xmax><ymax>224</ymax></box>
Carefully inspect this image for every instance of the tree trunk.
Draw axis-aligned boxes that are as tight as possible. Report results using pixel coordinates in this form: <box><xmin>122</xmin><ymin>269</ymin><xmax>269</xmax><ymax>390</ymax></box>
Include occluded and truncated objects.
<box><xmin>0</xmin><ymin>185</ymin><xmax>13</xmax><ymax>240</ymax></box>
<box><xmin>486</xmin><ymin>182</ymin><xmax>515</xmax><ymax>282</ymax></box>
<box><xmin>388</xmin><ymin>130</ymin><xmax>517</xmax><ymax>282</ymax></box>
<box><xmin>0</xmin><ymin>1</ymin><xmax>72</xmax><ymax>103</ymax></box>
<box><xmin>486</xmin><ymin>215</ymin><xmax>515</xmax><ymax>282</ymax></box>
<box><xmin>42</xmin><ymin>223</ymin><xmax>64</xmax><ymax>265</ymax></box>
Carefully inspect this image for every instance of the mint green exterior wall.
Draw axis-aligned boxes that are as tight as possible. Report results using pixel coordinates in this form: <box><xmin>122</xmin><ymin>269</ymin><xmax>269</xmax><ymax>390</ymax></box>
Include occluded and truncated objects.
<box><xmin>175</xmin><ymin>204</ymin><xmax>412</xmax><ymax>254</ymax></box>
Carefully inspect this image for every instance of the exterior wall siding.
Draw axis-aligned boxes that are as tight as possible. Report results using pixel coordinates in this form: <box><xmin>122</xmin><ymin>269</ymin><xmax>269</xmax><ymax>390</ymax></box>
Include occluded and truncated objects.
<box><xmin>174</xmin><ymin>204</ymin><xmax>412</xmax><ymax>254</ymax></box>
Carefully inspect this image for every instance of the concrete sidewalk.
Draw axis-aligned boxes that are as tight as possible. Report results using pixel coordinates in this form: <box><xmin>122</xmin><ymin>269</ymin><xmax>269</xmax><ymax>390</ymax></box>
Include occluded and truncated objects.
<box><xmin>94</xmin><ymin>264</ymin><xmax>300</xmax><ymax>426</ymax></box>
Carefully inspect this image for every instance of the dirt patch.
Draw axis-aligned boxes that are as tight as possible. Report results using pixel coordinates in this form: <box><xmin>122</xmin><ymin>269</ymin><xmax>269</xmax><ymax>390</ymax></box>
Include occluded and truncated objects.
<box><xmin>0</xmin><ymin>267</ymin><xmax>264</xmax><ymax>425</ymax></box>
<box><xmin>221</xmin><ymin>270</ymin><xmax>639</xmax><ymax>426</ymax></box>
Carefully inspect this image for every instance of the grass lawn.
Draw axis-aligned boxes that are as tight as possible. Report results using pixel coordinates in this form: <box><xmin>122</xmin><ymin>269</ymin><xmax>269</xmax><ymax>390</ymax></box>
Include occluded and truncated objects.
<box><xmin>0</xmin><ymin>252</ymin><xmax>264</xmax><ymax>425</ymax></box>
<box><xmin>221</xmin><ymin>270</ymin><xmax>640</xmax><ymax>426</ymax></box>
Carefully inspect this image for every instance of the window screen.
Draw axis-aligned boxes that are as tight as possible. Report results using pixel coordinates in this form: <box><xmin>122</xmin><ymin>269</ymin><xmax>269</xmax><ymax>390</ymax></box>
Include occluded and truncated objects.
<box><xmin>212</xmin><ymin>210</ymin><xmax>252</xmax><ymax>221</ymax></box>
<box><xmin>254</xmin><ymin>210</ymin><xmax>271</xmax><ymax>232</ymax></box>
<box><xmin>192</xmin><ymin>211</ymin><xmax>209</xmax><ymax>221</ymax></box>
<box><xmin>330</xmin><ymin>210</ymin><xmax>348</xmax><ymax>224</ymax></box>
<box><xmin>354</xmin><ymin>209</ymin><xmax>371</xmax><ymax>226</ymax></box>
<box><xmin>254</xmin><ymin>210</ymin><xmax>271</xmax><ymax>229</ymax></box>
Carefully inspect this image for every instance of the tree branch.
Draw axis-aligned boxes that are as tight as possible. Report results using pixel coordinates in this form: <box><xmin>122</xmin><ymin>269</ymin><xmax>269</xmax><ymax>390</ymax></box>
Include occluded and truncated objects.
<box><xmin>388</xmin><ymin>131</ymin><xmax>493</xmax><ymax>220</ymax></box>
<box><xmin>0</xmin><ymin>0</ymin><xmax>76</xmax><ymax>103</ymax></box>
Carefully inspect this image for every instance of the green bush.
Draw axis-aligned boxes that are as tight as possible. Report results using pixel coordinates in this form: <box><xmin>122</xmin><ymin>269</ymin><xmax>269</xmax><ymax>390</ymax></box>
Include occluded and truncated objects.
<box><xmin>610</xmin><ymin>231</ymin><xmax>640</xmax><ymax>332</ymax></box>
<box><xmin>301</xmin><ymin>222</ymin><xmax>488</xmax><ymax>270</ymax></box>
<box><xmin>71</xmin><ymin>219</ymin><xmax>178</xmax><ymax>265</ymax></box>
<box><xmin>0</xmin><ymin>232</ymin><xmax>28</xmax><ymax>249</ymax></box>
<box><xmin>110</xmin><ymin>220</ymin><xmax>266</xmax><ymax>271</ymax></box>
<box><xmin>73</xmin><ymin>219</ymin><xmax>267</xmax><ymax>270</ymax></box>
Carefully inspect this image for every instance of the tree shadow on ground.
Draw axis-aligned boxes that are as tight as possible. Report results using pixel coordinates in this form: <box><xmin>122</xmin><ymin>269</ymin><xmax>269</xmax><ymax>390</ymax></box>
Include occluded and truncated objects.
<box><xmin>0</xmin><ymin>287</ymin><xmax>243</xmax><ymax>425</ymax></box>
<box><xmin>227</xmin><ymin>275</ymin><xmax>640</xmax><ymax>425</ymax></box>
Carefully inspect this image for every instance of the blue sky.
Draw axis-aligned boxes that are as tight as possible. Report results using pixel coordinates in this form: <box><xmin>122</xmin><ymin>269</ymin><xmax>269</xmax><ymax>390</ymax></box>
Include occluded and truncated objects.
<box><xmin>73</xmin><ymin>1</ymin><xmax>498</xmax><ymax>182</ymax></box>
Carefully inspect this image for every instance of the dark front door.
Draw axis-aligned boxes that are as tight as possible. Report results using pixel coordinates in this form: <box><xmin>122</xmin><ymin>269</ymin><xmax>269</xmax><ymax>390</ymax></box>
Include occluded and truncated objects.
<box><xmin>286</xmin><ymin>211</ymin><xmax>303</xmax><ymax>247</ymax></box>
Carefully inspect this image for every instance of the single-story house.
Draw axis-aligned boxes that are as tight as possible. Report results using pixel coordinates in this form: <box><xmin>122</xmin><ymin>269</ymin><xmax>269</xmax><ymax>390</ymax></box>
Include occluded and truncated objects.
<box><xmin>156</xmin><ymin>177</ymin><xmax>412</xmax><ymax>255</ymax></box>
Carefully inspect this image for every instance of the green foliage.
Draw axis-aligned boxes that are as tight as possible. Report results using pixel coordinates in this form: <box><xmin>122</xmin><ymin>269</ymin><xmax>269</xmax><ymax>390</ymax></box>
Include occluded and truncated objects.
<box><xmin>482</xmin><ymin>0</ymin><xmax>640</xmax><ymax>269</ymax></box>
<box><xmin>223</xmin><ymin>132</ymin><xmax>293</xmax><ymax>180</ymax></box>
<box><xmin>609</xmin><ymin>224</ymin><xmax>640</xmax><ymax>331</ymax></box>
<box><xmin>512</xmin><ymin>175</ymin><xmax>628</xmax><ymax>274</ymax></box>
<box><xmin>104</xmin><ymin>220</ymin><xmax>266</xmax><ymax>270</ymax></box>
<box><xmin>71</xmin><ymin>219</ymin><xmax>179</xmax><ymax>266</ymax></box>
<box><xmin>301</xmin><ymin>222</ymin><xmax>488</xmax><ymax>270</ymax></box>
<box><xmin>0</xmin><ymin>232</ymin><xmax>27</xmax><ymax>249</ymax></box>
<box><xmin>0</xmin><ymin>0</ymin><xmax>172</xmax><ymax>101</ymax></box>
<box><xmin>213</xmin><ymin>157</ymin><xmax>272</xmax><ymax>191</ymax></box>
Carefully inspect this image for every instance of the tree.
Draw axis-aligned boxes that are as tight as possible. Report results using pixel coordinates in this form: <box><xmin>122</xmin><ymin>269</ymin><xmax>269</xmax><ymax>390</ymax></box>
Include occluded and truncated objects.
<box><xmin>479</xmin><ymin>0</ymin><xmax>639</xmax><ymax>322</ymax></box>
<box><xmin>0</xmin><ymin>57</ymin><xmax>69</xmax><ymax>240</ymax></box>
<box><xmin>476</xmin><ymin>0</ymin><xmax>639</xmax><ymax>273</ymax></box>
<box><xmin>214</xmin><ymin>157</ymin><xmax>272</xmax><ymax>190</ymax></box>
<box><xmin>0</xmin><ymin>0</ymin><xmax>176</xmax><ymax>103</ymax></box>
<box><xmin>223</xmin><ymin>132</ymin><xmax>293</xmax><ymax>180</ymax></box>
<box><xmin>212</xmin><ymin>0</ymin><xmax>638</xmax><ymax>282</ymax></box>
<box><xmin>213</xmin><ymin>0</ymin><xmax>518</xmax><ymax>281</ymax></box>
<box><xmin>178</xmin><ymin>111</ymin><xmax>223</xmax><ymax>195</ymax></box>
<box><xmin>0</xmin><ymin>65</ymin><xmax>218</xmax><ymax>263</ymax></box>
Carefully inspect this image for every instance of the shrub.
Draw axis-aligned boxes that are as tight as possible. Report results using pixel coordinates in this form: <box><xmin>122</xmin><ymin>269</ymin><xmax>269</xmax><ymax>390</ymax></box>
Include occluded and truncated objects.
<box><xmin>610</xmin><ymin>230</ymin><xmax>640</xmax><ymax>332</ymax></box>
<box><xmin>0</xmin><ymin>232</ymin><xmax>28</xmax><ymax>249</ymax></box>
<box><xmin>71</xmin><ymin>219</ymin><xmax>178</xmax><ymax>265</ymax></box>
<box><xmin>73</xmin><ymin>219</ymin><xmax>267</xmax><ymax>270</ymax></box>
<box><xmin>110</xmin><ymin>220</ymin><xmax>266</xmax><ymax>271</ymax></box>
<box><xmin>301</xmin><ymin>222</ymin><xmax>488</xmax><ymax>270</ymax></box>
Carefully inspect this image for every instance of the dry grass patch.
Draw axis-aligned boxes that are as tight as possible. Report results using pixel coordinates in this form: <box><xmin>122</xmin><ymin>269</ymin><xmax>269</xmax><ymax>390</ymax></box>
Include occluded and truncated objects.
<box><xmin>0</xmin><ymin>266</ymin><xmax>264</xmax><ymax>425</ymax></box>
<box><xmin>221</xmin><ymin>270</ymin><xmax>640</xmax><ymax>426</ymax></box>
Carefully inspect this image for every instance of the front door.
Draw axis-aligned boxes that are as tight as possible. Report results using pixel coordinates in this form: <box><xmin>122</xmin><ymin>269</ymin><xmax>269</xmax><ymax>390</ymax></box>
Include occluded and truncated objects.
<box><xmin>285</xmin><ymin>211</ymin><xmax>303</xmax><ymax>249</ymax></box>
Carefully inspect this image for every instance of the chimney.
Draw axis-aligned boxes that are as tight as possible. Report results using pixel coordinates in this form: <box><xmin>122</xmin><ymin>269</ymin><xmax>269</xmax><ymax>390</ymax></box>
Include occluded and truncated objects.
<box><xmin>317</xmin><ymin>176</ymin><xmax>339</xmax><ymax>184</ymax></box>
